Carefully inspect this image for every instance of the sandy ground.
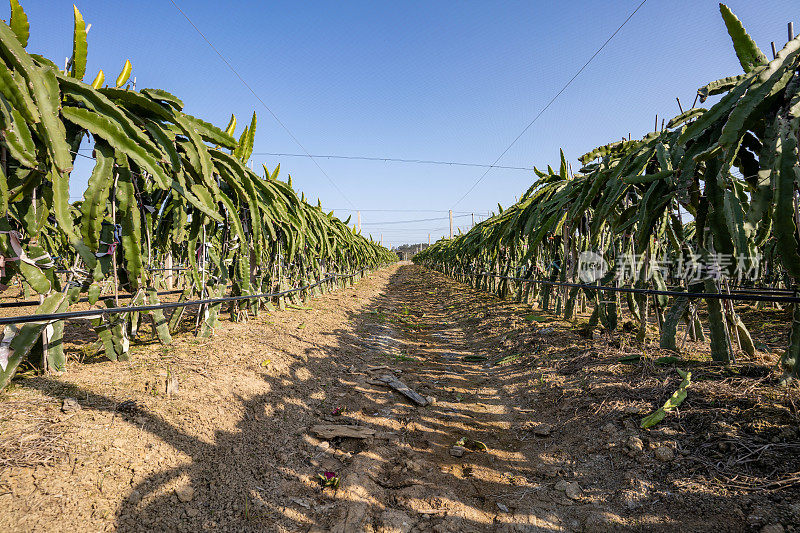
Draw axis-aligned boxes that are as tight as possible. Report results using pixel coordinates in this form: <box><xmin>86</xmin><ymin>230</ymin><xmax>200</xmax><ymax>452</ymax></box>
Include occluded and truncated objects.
<box><xmin>1</xmin><ymin>263</ymin><xmax>799</xmax><ymax>532</ymax></box>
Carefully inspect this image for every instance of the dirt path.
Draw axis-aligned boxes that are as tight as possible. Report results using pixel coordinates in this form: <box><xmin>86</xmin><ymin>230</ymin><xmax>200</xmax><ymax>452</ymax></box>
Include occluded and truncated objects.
<box><xmin>1</xmin><ymin>264</ymin><xmax>798</xmax><ymax>532</ymax></box>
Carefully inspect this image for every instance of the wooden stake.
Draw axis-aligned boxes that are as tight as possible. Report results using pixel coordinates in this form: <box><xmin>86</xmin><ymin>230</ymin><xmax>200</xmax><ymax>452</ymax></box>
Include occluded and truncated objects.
<box><xmin>789</xmin><ymin>21</ymin><xmax>794</xmax><ymax>41</ymax></box>
<box><xmin>771</xmin><ymin>41</ymin><xmax>778</xmax><ymax>59</ymax></box>
<box><xmin>676</xmin><ymin>97</ymin><xmax>683</xmax><ymax>114</ymax></box>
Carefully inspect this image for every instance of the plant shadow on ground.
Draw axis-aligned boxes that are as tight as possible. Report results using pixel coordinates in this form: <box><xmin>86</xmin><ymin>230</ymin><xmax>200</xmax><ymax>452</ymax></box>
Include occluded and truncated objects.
<box><xmin>2</xmin><ymin>264</ymin><xmax>799</xmax><ymax>532</ymax></box>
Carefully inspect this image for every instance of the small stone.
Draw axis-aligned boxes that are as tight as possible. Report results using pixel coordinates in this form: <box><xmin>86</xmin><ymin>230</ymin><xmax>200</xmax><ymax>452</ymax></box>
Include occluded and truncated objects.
<box><xmin>539</xmin><ymin>464</ymin><xmax>561</xmax><ymax>478</ymax></box>
<box><xmin>601</xmin><ymin>422</ymin><xmax>617</xmax><ymax>434</ymax></box>
<box><xmin>62</xmin><ymin>398</ymin><xmax>81</xmax><ymax>413</ymax></box>
<box><xmin>654</xmin><ymin>446</ymin><xmax>674</xmax><ymax>462</ymax></box>
<box><xmin>496</xmin><ymin>502</ymin><xmax>509</xmax><ymax>512</ymax></box>
<box><xmin>187</xmin><ymin>508</ymin><xmax>200</xmax><ymax>518</ymax></box>
<box><xmin>316</xmin><ymin>441</ymin><xmax>331</xmax><ymax>453</ymax></box>
<box><xmin>425</xmin><ymin>396</ymin><xmax>437</xmax><ymax>405</ymax></box>
<box><xmin>761</xmin><ymin>525</ymin><xmax>784</xmax><ymax>533</ymax></box>
<box><xmin>128</xmin><ymin>490</ymin><xmax>142</xmax><ymax>505</ymax></box>
<box><xmin>403</xmin><ymin>458</ymin><xmax>424</xmax><ymax>473</ymax></box>
<box><xmin>554</xmin><ymin>479</ymin><xmax>581</xmax><ymax>500</ymax></box>
<box><xmin>564</xmin><ymin>482</ymin><xmax>582</xmax><ymax>500</ymax></box>
<box><xmin>626</xmin><ymin>436</ymin><xmax>644</xmax><ymax>454</ymax></box>
<box><xmin>176</xmin><ymin>485</ymin><xmax>194</xmax><ymax>502</ymax></box>
<box><xmin>533</xmin><ymin>423</ymin><xmax>552</xmax><ymax>437</ymax></box>
<box><xmin>290</xmin><ymin>497</ymin><xmax>311</xmax><ymax>509</ymax></box>
<box><xmin>449</xmin><ymin>446</ymin><xmax>466</xmax><ymax>457</ymax></box>
<box><xmin>619</xmin><ymin>489</ymin><xmax>641</xmax><ymax>510</ymax></box>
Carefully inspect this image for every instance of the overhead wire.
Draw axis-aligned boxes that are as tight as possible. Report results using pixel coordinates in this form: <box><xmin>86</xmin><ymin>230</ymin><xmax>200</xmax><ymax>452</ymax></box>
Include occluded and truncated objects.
<box><xmin>168</xmin><ymin>0</ymin><xmax>356</xmax><ymax>209</ymax></box>
<box><xmin>251</xmin><ymin>152</ymin><xmax>536</xmax><ymax>171</ymax></box>
<box><xmin>331</xmin><ymin>208</ymin><xmax>473</xmax><ymax>214</ymax></box>
<box><xmin>70</xmin><ymin>149</ymin><xmax>481</xmax><ymax>226</ymax></box>
<box><xmin>450</xmin><ymin>0</ymin><xmax>649</xmax><ymax>209</ymax></box>
<box><xmin>361</xmin><ymin>214</ymin><xmax>470</xmax><ymax>226</ymax></box>
<box><xmin>75</xmin><ymin>2</ymin><xmax>646</xmax><ymax>220</ymax></box>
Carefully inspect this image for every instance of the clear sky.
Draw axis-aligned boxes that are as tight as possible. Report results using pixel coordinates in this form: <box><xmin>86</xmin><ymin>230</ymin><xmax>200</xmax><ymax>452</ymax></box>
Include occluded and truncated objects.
<box><xmin>20</xmin><ymin>1</ymin><xmax>799</xmax><ymax>247</ymax></box>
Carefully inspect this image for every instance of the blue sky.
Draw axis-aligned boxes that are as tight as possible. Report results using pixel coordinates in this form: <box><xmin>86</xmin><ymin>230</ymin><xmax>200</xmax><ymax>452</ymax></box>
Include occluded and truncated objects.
<box><xmin>20</xmin><ymin>1</ymin><xmax>798</xmax><ymax>246</ymax></box>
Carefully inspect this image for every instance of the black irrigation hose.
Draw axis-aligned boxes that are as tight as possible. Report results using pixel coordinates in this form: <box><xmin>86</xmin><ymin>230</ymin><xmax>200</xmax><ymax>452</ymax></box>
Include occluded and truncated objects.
<box><xmin>0</xmin><ymin>269</ymin><xmax>369</xmax><ymax>326</ymax></box>
<box><xmin>54</xmin><ymin>267</ymin><xmax>189</xmax><ymax>274</ymax></box>
<box><xmin>3</xmin><ymin>266</ymin><xmax>358</xmax><ymax>309</ymax></box>
<box><xmin>0</xmin><ymin>289</ymin><xmax>186</xmax><ymax>309</ymax></box>
<box><xmin>502</xmin><ymin>277</ymin><xmax>794</xmax><ymax>295</ymax></box>
<box><xmin>462</xmin><ymin>271</ymin><xmax>800</xmax><ymax>303</ymax></box>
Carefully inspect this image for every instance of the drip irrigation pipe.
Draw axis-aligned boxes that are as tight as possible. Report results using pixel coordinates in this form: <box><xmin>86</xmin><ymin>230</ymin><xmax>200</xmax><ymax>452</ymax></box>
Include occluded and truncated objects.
<box><xmin>0</xmin><ymin>289</ymin><xmax>187</xmax><ymax>309</ymax></box>
<box><xmin>54</xmin><ymin>267</ymin><xmax>188</xmax><ymax>274</ymax></box>
<box><xmin>458</xmin><ymin>271</ymin><xmax>800</xmax><ymax>303</ymax></box>
<box><xmin>0</xmin><ymin>269</ymin><xmax>369</xmax><ymax>326</ymax></box>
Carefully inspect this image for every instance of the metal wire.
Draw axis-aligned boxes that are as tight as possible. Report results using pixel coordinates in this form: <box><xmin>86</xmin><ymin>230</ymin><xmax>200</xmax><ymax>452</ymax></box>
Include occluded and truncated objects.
<box><xmin>469</xmin><ymin>271</ymin><xmax>800</xmax><ymax>303</ymax></box>
<box><xmin>451</xmin><ymin>0</ymin><xmax>649</xmax><ymax>208</ymax></box>
<box><xmin>0</xmin><ymin>269</ymin><xmax>368</xmax><ymax>326</ymax></box>
<box><xmin>0</xmin><ymin>289</ymin><xmax>187</xmax><ymax>310</ymax></box>
<box><xmin>251</xmin><ymin>152</ymin><xmax>537</xmax><ymax>171</ymax></box>
<box><xmin>168</xmin><ymin>0</ymin><xmax>356</xmax><ymax>209</ymax></box>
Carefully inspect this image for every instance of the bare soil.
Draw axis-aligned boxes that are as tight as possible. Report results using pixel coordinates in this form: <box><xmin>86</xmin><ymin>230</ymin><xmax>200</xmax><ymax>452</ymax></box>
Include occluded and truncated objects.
<box><xmin>1</xmin><ymin>263</ymin><xmax>799</xmax><ymax>532</ymax></box>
